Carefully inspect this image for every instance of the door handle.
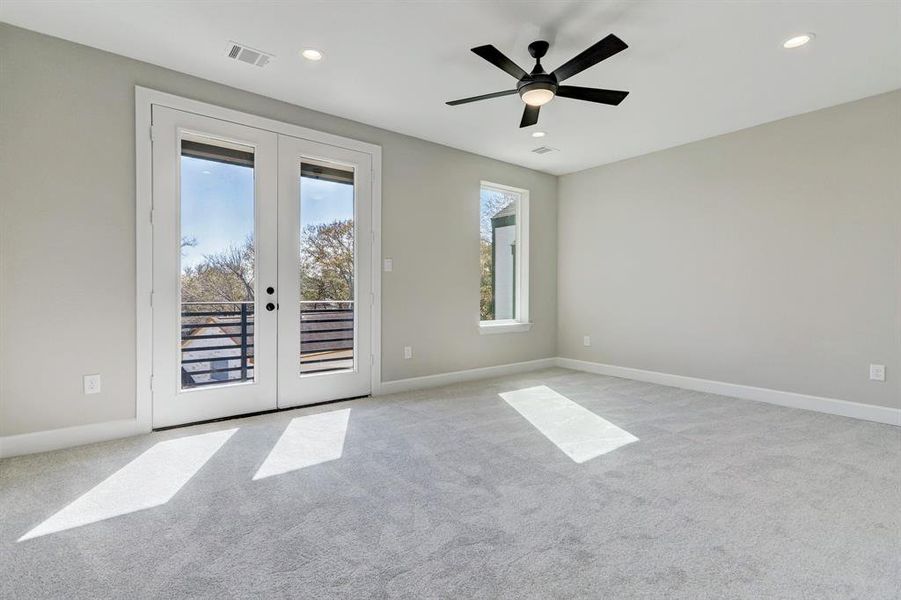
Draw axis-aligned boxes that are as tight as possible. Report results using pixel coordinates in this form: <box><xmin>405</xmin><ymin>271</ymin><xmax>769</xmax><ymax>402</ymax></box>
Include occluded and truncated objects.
<box><xmin>266</xmin><ymin>302</ymin><xmax>275</xmax><ymax>312</ymax></box>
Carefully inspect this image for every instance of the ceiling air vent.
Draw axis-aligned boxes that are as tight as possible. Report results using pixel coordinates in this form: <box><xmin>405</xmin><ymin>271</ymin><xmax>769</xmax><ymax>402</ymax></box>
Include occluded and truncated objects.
<box><xmin>226</xmin><ymin>42</ymin><xmax>273</xmax><ymax>67</ymax></box>
<box><xmin>531</xmin><ymin>146</ymin><xmax>558</xmax><ymax>155</ymax></box>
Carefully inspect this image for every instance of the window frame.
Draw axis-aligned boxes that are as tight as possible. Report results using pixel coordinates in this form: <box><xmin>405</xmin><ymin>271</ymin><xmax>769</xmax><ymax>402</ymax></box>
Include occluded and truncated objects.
<box><xmin>478</xmin><ymin>181</ymin><xmax>531</xmax><ymax>335</ymax></box>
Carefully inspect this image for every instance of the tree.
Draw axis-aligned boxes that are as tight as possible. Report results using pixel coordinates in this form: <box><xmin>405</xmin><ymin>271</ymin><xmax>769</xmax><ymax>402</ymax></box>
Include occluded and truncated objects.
<box><xmin>180</xmin><ymin>219</ymin><xmax>355</xmax><ymax>307</ymax></box>
<box><xmin>300</xmin><ymin>219</ymin><xmax>354</xmax><ymax>302</ymax></box>
<box><xmin>480</xmin><ymin>237</ymin><xmax>494</xmax><ymax>320</ymax></box>
<box><xmin>181</xmin><ymin>235</ymin><xmax>255</xmax><ymax>304</ymax></box>
<box><xmin>479</xmin><ymin>191</ymin><xmax>515</xmax><ymax>321</ymax></box>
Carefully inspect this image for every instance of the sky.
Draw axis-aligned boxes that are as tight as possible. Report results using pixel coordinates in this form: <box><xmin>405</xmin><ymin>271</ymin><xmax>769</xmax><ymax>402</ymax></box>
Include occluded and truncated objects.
<box><xmin>180</xmin><ymin>156</ymin><xmax>353</xmax><ymax>270</ymax></box>
<box><xmin>480</xmin><ymin>188</ymin><xmax>517</xmax><ymax>240</ymax></box>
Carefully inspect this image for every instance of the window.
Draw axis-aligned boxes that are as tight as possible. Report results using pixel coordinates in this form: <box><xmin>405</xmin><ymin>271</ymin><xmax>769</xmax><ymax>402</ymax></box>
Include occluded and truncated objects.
<box><xmin>479</xmin><ymin>182</ymin><xmax>530</xmax><ymax>333</ymax></box>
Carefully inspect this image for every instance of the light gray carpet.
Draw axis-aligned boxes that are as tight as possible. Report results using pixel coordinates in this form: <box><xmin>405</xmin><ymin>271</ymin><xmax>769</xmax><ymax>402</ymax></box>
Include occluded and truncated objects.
<box><xmin>1</xmin><ymin>368</ymin><xmax>899</xmax><ymax>599</ymax></box>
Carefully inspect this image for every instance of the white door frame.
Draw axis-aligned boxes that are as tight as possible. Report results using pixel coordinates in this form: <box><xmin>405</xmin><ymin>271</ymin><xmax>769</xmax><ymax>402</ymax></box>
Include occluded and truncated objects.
<box><xmin>135</xmin><ymin>86</ymin><xmax>382</xmax><ymax>431</ymax></box>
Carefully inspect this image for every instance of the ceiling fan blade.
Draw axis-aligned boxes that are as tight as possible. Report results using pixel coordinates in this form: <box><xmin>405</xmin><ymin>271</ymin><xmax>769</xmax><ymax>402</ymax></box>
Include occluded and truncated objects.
<box><xmin>556</xmin><ymin>86</ymin><xmax>629</xmax><ymax>106</ymax></box>
<box><xmin>520</xmin><ymin>104</ymin><xmax>540</xmax><ymax>128</ymax></box>
<box><xmin>446</xmin><ymin>90</ymin><xmax>518</xmax><ymax>106</ymax></box>
<box><xmin>471</xmin><ymin>45</ymin><xmax>528</xmax><ymax>80</ymax></box>
<box><xmin>551</xmin><ymin>34</ymin><xmax>628</xmax><ymax>83</ymax></box>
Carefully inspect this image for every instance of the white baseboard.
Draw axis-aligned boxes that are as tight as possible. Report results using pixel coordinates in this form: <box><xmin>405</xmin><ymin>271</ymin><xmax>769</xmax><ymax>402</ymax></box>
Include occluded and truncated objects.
<box><xmin>1</xmin><ymin>359</ymin><xmax>557</xmax><ymax>459</ymax></box>
<box><xmin>555</xmin><ymin>357</ymin><xmax>900</xmax><ymax>427</ymax></box>
<box><xmin>3</xmin><ymin>356</ymin><xmax>895</xmax><ymax>459</ymax></box>
<box><xmin>377</xmin><ymin>358</ymin><xmax>558</xmax><ymax>395</ymax></box>
<box><xmin>0</xmin><ymin>418</ymin><xmax>148</xmax><ymax>459</ymax></box>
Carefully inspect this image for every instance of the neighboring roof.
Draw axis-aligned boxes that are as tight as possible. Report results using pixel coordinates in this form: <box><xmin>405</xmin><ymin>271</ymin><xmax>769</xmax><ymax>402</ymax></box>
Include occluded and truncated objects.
<box><xmin>491</xmin><ymin>202</ymin><xmax>516</xmax><ymax>221</ymax></box>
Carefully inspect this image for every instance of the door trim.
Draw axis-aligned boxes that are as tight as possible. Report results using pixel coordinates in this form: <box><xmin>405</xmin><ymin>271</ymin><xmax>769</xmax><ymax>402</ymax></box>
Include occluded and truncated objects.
<box><xmin>136</xmin><ymin>86</ymin><xmax>383</xmax><ymax>432</ymax></box>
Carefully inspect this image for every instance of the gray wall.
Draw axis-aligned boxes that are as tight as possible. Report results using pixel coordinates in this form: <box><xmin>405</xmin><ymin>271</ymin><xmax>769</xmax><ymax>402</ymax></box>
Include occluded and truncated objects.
<box><xmin>558</xmin><ymin>90</ymin><xmax>901</xmax><ymax>409</ymax></box>
<box><xmin>0</xmin><ymin>25</ymin><xmax>558</xmax><ymax>436</ymax></box>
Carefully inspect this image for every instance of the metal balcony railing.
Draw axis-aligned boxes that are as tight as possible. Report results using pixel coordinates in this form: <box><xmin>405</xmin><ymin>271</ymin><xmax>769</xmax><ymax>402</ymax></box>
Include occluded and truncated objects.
<box><xmin>181</xmin><ymin>301</ymin><xmax>254</xmax><ymax>389</ymax></box>
<box><xmin>300</xmin><ymin>300</ymin><xmax>354</xmax><ymax>375</ymax></box>
<box><xmin>180</xmin><ymin>299</ymin><xmax>354</xmax><ymax>389</ymax></box>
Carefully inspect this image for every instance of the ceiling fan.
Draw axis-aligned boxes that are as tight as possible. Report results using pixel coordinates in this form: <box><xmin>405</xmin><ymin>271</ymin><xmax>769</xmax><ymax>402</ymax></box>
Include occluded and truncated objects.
<box><xmin>446</xmin><ymin>35</ymin><xmax>630</xmax><ymax>128</ymax></box>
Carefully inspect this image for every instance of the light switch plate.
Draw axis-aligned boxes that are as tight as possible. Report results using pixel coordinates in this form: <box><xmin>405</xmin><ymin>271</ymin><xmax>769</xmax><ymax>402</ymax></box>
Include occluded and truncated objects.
<box><xmin>403</xmin><ymin>346</ymin><xmax>412</xmax><ymax>360</ymax></box>
<box><xmin>869</xmin><ymin>364</ymin><xmax>885</xmax><ymax>382</ymax></box>
<box><xmin>383</xmin><ymin>258</ymin><xmax>393</xmax><ymax>272</ymax></box>
<box><xmin>83</xmin><ymin>374</ymin><xmax>101</xmax><ymax>394</ymax></box>
<box><xmin>583</xmin><ymin>336</ymin><xmax>591</xmax><ymax>347</ymax></box>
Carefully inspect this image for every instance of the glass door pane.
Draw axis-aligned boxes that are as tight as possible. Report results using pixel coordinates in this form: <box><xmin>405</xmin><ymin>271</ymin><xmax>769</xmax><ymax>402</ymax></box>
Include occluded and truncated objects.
<box><xmin>298</xmin><ymin>162</ymin><xmax>355</xmax><ymax>376</ymax></box>
<box><xmin>179</xmin><ymin>136</ymin><xmax>256</xmax><ymax>389</ymax></box>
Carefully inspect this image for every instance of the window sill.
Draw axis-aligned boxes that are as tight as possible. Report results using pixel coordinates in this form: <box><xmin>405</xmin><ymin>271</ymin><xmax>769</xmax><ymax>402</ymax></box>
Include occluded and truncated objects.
<box><xmin>479</xmin><ymin>321</ymin><xmax>533</xmax><ymax>335</ymax></box>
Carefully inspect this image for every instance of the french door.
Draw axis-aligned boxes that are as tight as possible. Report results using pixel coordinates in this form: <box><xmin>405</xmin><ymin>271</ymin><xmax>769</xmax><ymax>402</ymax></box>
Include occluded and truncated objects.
<box><xmin>277</xmin><ymin>136</ymin><xmax>372</xmax><ymax>408</ymax></box>
<box><xmin>151</xmin><ymin>106</ymin><xmax>372</xmax><ymax>428</ymax></box>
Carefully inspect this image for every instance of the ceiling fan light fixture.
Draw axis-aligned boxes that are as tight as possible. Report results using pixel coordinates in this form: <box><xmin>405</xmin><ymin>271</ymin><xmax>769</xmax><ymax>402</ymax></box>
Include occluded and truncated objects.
<box><xmin>520</xmin><ymin>84</ymin><xmax>555</xmax><ymax>107</ymax></box>
<box><xmin>522</xmin><ymin>88</ymin><xmax>555</xmax><ymax>106</ymax></box>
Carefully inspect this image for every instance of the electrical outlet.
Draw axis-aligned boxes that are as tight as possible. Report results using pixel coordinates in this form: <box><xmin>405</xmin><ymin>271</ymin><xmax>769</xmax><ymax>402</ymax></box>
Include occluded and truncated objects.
<box><xmin>403</xmin><ymin>346</ymin><xmax>413</xmax><ymax>360</ymax></box>
<box><xmin>869</xmin><ymin>364</ymin><xmax>885</xmax><ymax>382</ymax></box>
<box><xmin>383</xmin><ymin>258</ymin><xmax>393</xmax><ymax>272</ymax></box>
<box><xmin>83</xmin><ymin>374</ymin><xmax>101</xmax><ymax>395</ymax></box>
<box><xmin>583</xmin><ymin>335</ymin><xmax>591</xmax><ymax>347</ymax></box>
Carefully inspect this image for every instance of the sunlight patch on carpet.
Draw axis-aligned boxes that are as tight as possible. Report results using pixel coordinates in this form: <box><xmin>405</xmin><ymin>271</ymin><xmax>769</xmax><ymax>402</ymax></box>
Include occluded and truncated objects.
<box><xmin>19</xmin><ymin>428</ymin><xmax>236</xmax><ymax>541</ymax></box>
<box><xmin>253</xmin><ymin>409</ymin><xmax>350</xmax><ymax>480</ymax></box>
<box><xmin>500</xmin><ymin>385</ymin><xmax>637</xmax><ymax>463</ymax></box>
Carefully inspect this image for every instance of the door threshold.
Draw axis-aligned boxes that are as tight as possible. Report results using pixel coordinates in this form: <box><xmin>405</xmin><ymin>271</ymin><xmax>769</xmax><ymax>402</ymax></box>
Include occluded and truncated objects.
<box><xmin>153</xmin><ymin>394</ymin><xmax>370</xmax><ymax>432</ymax></box>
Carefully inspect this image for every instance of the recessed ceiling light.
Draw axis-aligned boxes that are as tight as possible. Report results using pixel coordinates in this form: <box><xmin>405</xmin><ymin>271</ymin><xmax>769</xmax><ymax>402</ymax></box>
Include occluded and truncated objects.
<box><xmin>301</xmin><ymin>48</ymin><xmax>323</xmax><ymax>61</ymax></box>
<box><xmin>783</xmin><ymin>33</ymin><xmax>814</xmax><ymax>49</ymax></box>
<box><xmin>531</xmin><ymin>131</ymin><xmax>546</xmax><ymax>138</ymax></box>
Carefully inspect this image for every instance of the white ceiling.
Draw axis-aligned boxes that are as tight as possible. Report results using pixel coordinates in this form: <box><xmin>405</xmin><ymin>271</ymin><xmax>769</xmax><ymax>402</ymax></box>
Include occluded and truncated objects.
<box><xmin>3</xmin><ymin>1</ymin><xmax>899</xmax><ymax>175</ymax></box>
